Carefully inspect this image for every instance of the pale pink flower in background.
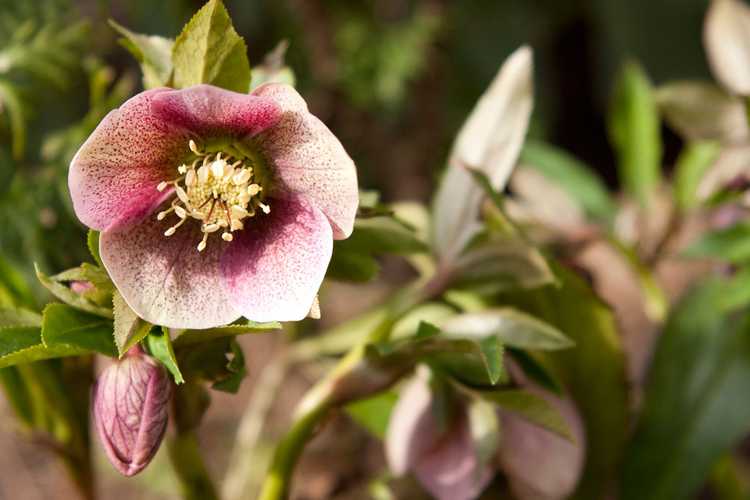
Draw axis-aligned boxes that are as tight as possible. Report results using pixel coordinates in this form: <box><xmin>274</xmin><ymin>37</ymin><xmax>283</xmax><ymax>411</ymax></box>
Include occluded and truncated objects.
<box><xmin>385</xmin><ymin>374</ymin><xmax>493</xmax><ymax>500</ymax></box>
<box><xmin>69</xmin><ymin>83</ymin><xmax>358</xmax><ymax>329</ymax></box>
<box><xmin>92</xmin><ymin>348</ymin><xmax>171</xmax><ymax>477</ymax></box>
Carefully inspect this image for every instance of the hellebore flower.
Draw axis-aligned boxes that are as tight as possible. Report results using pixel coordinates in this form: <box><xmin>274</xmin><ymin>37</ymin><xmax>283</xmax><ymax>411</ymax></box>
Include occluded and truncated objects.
<box><xmin>704</xmin><ymin>0</ymin><xmax>750</xmax><ymax>96</ymax></box>
<box><xmin>69</xmin><ymin>83</ymin><xmax>358</xmax><ymax>328</ymax></box>
<box><xmin>92</xmin><ymin>348</ymin><xmax>171</xmax><ymax>476</ymax></box>
<box><xmin>386</xmin><ymin>374</ymin><xmax>493</xmax><ymax>500</ymax></box>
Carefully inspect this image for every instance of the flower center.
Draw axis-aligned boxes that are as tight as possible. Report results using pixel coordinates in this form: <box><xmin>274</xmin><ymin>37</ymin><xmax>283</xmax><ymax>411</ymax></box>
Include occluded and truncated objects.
<box><xmin>156</xmin><ymin>140</ymin><xmax>270</xmax><ymax>252</ymax></box>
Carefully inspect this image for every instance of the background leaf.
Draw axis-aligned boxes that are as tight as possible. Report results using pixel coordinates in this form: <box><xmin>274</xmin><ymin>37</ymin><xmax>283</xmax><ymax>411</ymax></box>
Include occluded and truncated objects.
<box><xmin>608</xmin><ymin>60</ymin><xmax>662</xmax><ymax>206</ymax></box>
<box><xmin>171</xmin><ymin>0</ymin><xmax>250</xmax><ymax>92</ymax></box>
<box><xmin>621</xmin><ymin>280</ymin><xmax>750</xmax><ymax>500</ymax></box>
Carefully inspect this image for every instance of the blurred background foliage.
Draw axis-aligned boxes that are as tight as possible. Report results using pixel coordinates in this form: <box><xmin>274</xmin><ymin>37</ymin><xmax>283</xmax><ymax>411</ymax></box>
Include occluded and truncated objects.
<box><xmin>0</xmin><ymin>0</ymin><xmax>714</xmax><ymax>309</ymax></box>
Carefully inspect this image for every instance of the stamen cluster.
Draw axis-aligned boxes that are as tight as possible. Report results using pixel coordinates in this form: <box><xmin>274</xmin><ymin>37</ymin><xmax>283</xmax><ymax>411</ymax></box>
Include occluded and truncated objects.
<box><xmin>156</xmin><ymin>140</ymin><xmax>269</xmax><ymax>251</ymax></box>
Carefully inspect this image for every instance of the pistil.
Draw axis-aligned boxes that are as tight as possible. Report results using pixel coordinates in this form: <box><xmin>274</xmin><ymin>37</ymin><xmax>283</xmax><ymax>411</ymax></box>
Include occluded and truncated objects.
<box><xmin>156</xmin><ymin>140</ymin><xmax>269</xmax><ymax>251</ymax></box>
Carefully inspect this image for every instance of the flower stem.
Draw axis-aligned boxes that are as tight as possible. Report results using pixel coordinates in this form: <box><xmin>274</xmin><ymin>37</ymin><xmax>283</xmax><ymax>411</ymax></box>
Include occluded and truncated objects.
<box><xmin>258</xmin><ymin>274</ymin><xmax>450</xmax><ymax>500</ymax></box>
<box><xmin>167</xmin><ymin>430</ymin><xmax>219</xmax><ymax>500</ymax></box>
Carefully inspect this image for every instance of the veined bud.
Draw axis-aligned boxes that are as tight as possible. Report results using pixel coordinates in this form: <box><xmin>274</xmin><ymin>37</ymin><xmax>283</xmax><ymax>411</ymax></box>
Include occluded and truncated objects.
<box><xmin>93</xmin><ymin>348</ymin><xmax>171</xmax><ymax>476</ymax></box>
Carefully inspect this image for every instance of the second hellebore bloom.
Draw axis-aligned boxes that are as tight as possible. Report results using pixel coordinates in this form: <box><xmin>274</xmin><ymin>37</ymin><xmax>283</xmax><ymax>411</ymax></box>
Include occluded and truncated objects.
<box><xmin>93</xmin><ymin>349</ymin><xmax>171</xmax><ymax>476</ymax></box>
<box><xmin>69</xmin><ymin>83</ymin><xmax>358</xmax><ymax>328</ymax></box>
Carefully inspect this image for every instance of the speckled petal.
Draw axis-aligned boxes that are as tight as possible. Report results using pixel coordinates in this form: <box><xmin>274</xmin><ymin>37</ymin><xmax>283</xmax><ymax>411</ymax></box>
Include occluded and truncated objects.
<box><xmin>100</xmin><ymin>204</ymin><xmax>240</xmax><ymax>329</ymax></box>
<box><xmin>252</xmin><ymin>83</ymin><xmax>358</xmax><ymax>239</ymax></box>
<box><xmin>220</xmin><ymin>196</ymin><xmax>332</xmax><ymax>322</ymax></box>
<box><xmin>151</xmin><ymin>84</ymin><xmax>282</xmax><ymax>138</ymax></box>
<box><xmin>69</xmin><ymin>88</ymin><xmax>189</xmax><ymax>232</ymax></box>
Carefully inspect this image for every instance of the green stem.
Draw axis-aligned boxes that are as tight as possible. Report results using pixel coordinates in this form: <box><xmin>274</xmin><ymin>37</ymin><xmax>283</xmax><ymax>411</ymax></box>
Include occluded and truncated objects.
<box><xmin>167</xmin><ymin>431</ymin><xmax>219</xmax><ymax>500</ymax></box>
<box><xmin>258</xmin><ymin>274</ymin><xmax>450</xmax><ymax>500</ymax></box>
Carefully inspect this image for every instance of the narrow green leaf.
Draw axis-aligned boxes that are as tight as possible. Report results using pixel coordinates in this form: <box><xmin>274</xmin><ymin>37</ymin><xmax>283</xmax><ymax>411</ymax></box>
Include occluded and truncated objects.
<box><xmin>0</xmin><ymin>79</ymin><xmax>26</xmax><ymax>159</ymax></box>
<box><xmin>621</xmin><ymin>280</ymin><xmax>750</xmax><ymax>500</ymax></box>
<box><xmin>0</xmin><ymin>368</ymin><xmax>34</xmax><ymax>427</ymax></box>
<box><xmin>109</xmin><ymin>20</ymin><xmax>173</xmax><ymax>88</ymax></box>
<box><xmin>112</xmin><ymin>291</ymin><xmax>152</xmax><ymax>357</ymax></box>
<box><xmin>346</xmin><ymin>390</ymin><xmax>399</xmax><ymax>439</ymax></box>
<box><xmin>171</xmin><ymin>0</ymin><xmax>251</xmax><ymax>92</ymax></box>
<box><xmin>474</xmin><ymin>388</ymin><xmax>573</xmax><ymax>441</ymax></box>
<box><xmin>674</xmin><ymin>141</ymin><xmax>721</xmax><ymax>211</ymax></box>
<box><xmin>440</xmin><ymin>308</ymin><xmax>574</xmax><ymax>351</ymax></box>
<box><xmin>521</xmin><ymin>140</ymin><xmax>617</xmax><ymax>222</ymax></box>
<box><xmin>0</xmin><ymin>307</ymin><xmax>42</xmax><ymax>328</ymax></box>
<box><xmin>685</xmin><ymin>223</ymin><xmax>750</xmax><ymax>263</ymax></box>
<box><xmin>147</xmin><ymin>328</ymin><xmax>184</xmax><ymax>384</ymax></box>
<box><xmin>609</xmin><ymin>61</ymin><xmax>662</xmax><ymax>206</ymax></box>
<box><xmin>87</xmin><ymin>230</ymin><xmax>103</xmax><ymax>267</ymax></box>
<box><xmin>35</xmin><ymin>264</ymin><xmax>113</xmax><ymax>319</ymax></box>
<box><xmin>41</xmin><ymin>304</ymin><xmax>116</xmax><ymax>357</ymax></box>
<box><xmin>508</xmin><ymin>348</ymin><xmax>563</xmax><ymax>395</ymax></box>
<box><xmin>478</xmin><ymin>336</ymin><xmax>504</xmax><ymax>384</ymax></box>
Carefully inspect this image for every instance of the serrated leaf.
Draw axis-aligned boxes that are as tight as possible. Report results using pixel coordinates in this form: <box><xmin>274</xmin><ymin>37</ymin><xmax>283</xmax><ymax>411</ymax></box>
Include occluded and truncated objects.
<box><xmin>109</xmin><ymin>20</ymin><xmax>173</xmax><ymax>88</ymax></box>
<box><xmin>35</xmin><ymin>264</ymin><xmax>113</xmax><ymax>319</ymax></box>
<box><xmin>0</xmin><ymin>307</ymin><xmax>42</xmax><ymax>328</ymax></box>
<box><xmin>112</xmin><ymin>291</ymin><xmax>152</xmax><ymax>357</ymax></box>
<box><xmin>474</xmin><ymin>388</ymin><xmax>573</xmax><ymax>441</ymax></box>
<box><xmin>172</xmin><ymin>321</ymin><xmax>280</xmax><ymax>347</ymax></box>
<box><xmin>147</xmin><ymin>328</ymin><xmax>184</xmax><ymax>384</ymax></box>
<box><xmin>171</xmin><ymin>0</ymin><xmax>250</xmax><ymax>92</ymax></box>
<box><xmin>87</xmin><ymin>230</ymin><xmax>103</xmax><ymax>267</ymax></box>
<box><xmin>439</xmin><ymin>308</ymin><xmax>574</xmax><ymax>351</ymax></box>
<box><xmin>41</xmin><ymin>304</ymin><xmax>116</xmax><ymax>357</ymax></box>
<box><xmin>608</xmin><ymin>61</ymin><xmax>662</xmax><ymax>206</ymax></box>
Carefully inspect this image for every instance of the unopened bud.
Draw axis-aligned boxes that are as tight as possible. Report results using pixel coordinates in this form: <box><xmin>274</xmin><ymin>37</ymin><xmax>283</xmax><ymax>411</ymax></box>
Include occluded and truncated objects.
<box><xmin>93</xmin><ymin>348</ymin><xmax>171</xmax><ymax>476</ymax></box>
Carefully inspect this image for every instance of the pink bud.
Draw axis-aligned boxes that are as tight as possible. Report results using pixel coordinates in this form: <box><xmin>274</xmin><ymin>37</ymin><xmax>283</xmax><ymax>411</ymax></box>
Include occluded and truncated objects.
<box><xmin>92</xmin><ymin>349</ymin><xmax>171</xmax><ymax>476</ymax></box>
<box><xmin>70</xmin><ymin>280</ymin><xmax>94</xmax><ymax>294</ymax></box>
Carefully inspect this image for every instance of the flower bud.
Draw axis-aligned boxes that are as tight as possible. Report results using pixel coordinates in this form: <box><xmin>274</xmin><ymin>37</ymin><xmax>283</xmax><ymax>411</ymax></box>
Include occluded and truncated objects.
<box><xmin>93</xmin><ymin>349</ymin><xmax>171</xmax><ymax>476</ymax></box>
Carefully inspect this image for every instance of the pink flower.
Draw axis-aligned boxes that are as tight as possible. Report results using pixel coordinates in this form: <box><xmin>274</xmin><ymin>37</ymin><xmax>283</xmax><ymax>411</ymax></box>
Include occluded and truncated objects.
<box><xmin>386</xmin><ymin>374</ymin><xmax>493</xmax><ymax>500</ymax></box>
<box><xmin>69</xmin><ymin>84</ymin><xmax>358</xmax><ymax>328</ymax></box>
<box><xmin>92</xmin><ymin>348</ymin><xmax>171</xmax><ymax>476</ymax></box>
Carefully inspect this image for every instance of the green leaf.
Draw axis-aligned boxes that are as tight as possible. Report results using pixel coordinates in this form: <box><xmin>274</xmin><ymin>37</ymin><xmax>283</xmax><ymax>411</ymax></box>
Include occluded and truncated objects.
<box><xmin>112</xmin><ymin>291</ymin><xmax>152</xmax><ymax>357</ymax></box>
<box><xmin>147</xmin><ymin>328</ymin><xmax>184</xmax><ymax>384</ymax></box>
<box><xmin>0</xmin><ymin>307</ymin><xmax>42</xmax><ymax>328</ymax></box>
<box><xmin>473</xmin><ymin>388</ymin><xmax>573</xmax><ymax>441</ymax></box>
<box><xmin>500</xmin><ymin>264</ymin><xmax>629</xmax><ymax>500</ymax></box>
<box><xmin>520</xmin><ymin>140</ymin><xmax>616</xmax><ymax>222</ymax></box>
<box><xmin>328</xmin><ymin>215</ymin><xmax>428</xmax><ymax>282</ymax></box>
<box><xmin>109</xmin><ymin>20</ymin><xmax>173</xmax><ymax>89</ymax></box>
<box><xmin>346</xmin><ymin>390</ymin><xmax>398</xmax><ymax>439</ymax></box>
<box><xmin>684</xmin><ymin>223</ymin><xmax>750</xmax><ymax>263</ymax></box>
<box><xmin>41</xmin><ymin>304</ymin><xmax>116</xmax><ymax>357</ymax></box>
<box><xmin>87</xmin><ymin>230</ymin><xmax>103</xmax><ymax>267</ymax></box>
<box><xmin>478</xmin><ymin>335</ymin><xmax>504</xmax><ymax>384</ymax></box>
<box><xmin>608</xmin><ymin>61</ymin><xmax>662</xmax><ymax>206</ymax></box>
<box><xmin>508</xmin><ymin>348</ymin><xmax>564</xmax><ymax>394</ymax></box>
<box><xmin>171</xmin><ymin>0</ymin><xmax>250</xmax><ymax>92</ymax></box>
<box><xmin>211</xmin><ymin>339</ymin><xmax>246</xmax><ymax>393</ymax></box>
<box><xmin>621</xmin><ymin>280</ymin><xmax>750</xmax><ymax>500</ymax></box>
<box><xmin>439</xmin><ymin>308</ymin><xmax>574</xmax><ymax>351</ymax></box>
<box><xmin>674</xmin><ymin>141</ymin><xmax>722</xmax><ymax>211</ymax></box>
<box><xmin>173</xmin><ymin>321</ymin><xmax>280</xmax><ymax>347</ymax></box>
<box><xmin>452</xmin><ymin>239</ymin><xmax>556</xmax><ymax>295</ymax></box>
<box><xmin>35</xmin><ymin>264</ymin><xmax>113</xmax><ymax>319</ymax></box>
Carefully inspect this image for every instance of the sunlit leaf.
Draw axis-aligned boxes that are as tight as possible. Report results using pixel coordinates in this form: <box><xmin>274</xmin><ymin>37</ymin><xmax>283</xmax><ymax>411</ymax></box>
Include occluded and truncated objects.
<box><xmin>171</xmin><ymin>0</ymin><xmax>250</xmax><ymax>92</ymax></box>
<box><xmin>110</xmin><ymin>20</ymin><xmax>173</xmax><ymax>89</ymax></box>
<box><xmin>147</xmin><ymin>328</ymin><xmax>184</xmax><ymax>384</ymax></box>
<box><xmin>41</xmin><ymin>303</ymin><xmax>116</xmax><ymax>357</ymax></box>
